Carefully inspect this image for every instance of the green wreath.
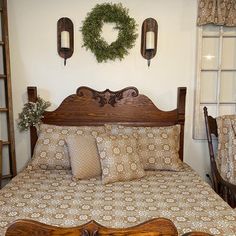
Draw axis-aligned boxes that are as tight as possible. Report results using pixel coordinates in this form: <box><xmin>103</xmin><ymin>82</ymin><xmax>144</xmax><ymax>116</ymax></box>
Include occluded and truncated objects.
<box><xmin>81</xmin><ymin>3</ymin><xmax>138</xmax><ymax>63</ymax></box>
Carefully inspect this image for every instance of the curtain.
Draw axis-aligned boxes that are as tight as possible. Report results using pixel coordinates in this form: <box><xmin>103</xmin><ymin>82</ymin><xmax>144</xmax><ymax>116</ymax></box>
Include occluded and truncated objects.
<box><xmin>197</xmin><ymin>0</ymin><xmax>236</xmax><ymax>26</ymax></box>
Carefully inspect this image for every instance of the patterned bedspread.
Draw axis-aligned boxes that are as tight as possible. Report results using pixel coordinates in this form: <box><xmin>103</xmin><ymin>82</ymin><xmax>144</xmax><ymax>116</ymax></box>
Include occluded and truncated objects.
<box><xmin>0</xmin><ymin>164</ymin><xmax>236</xmax><ymax>236</ymax></box>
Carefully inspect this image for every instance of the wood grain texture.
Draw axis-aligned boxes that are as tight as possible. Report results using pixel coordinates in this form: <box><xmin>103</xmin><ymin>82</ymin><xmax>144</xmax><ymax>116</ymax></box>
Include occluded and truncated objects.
<box><xmin>27</xmin><ymin>86</ymin><xmax>38</xmax><ymax>157</ymax></box>
<box><xmin>5</xmin><ymin>218</ymin><xmax>211</xmax><ymax>236</ymax></box>
<box><xmin>27</xmin><ymin>86</ymin><xmax>186</xmax><ymax>161</ymax></box>
<box><xmin>203</xmin><ymin>106</ymin><xmax>236</xmax><ymax>208</ymax></box>
<box><xmin>6</xmin><ymin>218</ymin><xmax>178</xmax><ymax>236</ymax></box>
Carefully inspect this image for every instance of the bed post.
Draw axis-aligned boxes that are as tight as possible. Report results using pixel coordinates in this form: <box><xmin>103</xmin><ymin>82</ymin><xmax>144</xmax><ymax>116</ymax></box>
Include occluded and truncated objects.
<box><xmin>177</xmin><ymin>87</ymin><xmax>186</xmax><ymax>161</ymax></box>
<box><xmin>27</xmin><ymin>87</ymin><xmax>38</xmax><ymax>157</ymax></box>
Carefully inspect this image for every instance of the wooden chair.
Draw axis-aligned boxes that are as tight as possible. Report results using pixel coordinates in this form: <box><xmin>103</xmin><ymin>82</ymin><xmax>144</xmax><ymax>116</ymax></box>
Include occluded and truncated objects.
<box><xmin>203</xmin><ymin>107</ymin><xmax>236</xmax><ymax>208</ymax></box>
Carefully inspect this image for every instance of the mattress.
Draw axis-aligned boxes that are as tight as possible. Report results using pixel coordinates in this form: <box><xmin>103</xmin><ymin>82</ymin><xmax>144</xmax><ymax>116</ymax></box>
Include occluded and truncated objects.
<box><xmin>0</xmin><ymin>163</ymin><xmax>236</xmax><ymax>236</ymax></box>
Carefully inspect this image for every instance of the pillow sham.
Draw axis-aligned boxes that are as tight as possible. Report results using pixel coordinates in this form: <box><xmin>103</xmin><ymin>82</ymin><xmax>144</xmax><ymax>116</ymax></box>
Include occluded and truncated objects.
<box><xmin>66</xmin><ymin>135</ymin><xmax>102</xmax><ymax>179</ymax></box>
<box><xmin>105</xmin><ymin>124</ymin><xmax>183</xmax><ymax>171</ymax></box>
<box><xmin>96</xmin><ymin>134</ymin><xmax>145</xmax><ymax>184</ymax></box>
<box><xmin>30</xmin><ymin>124</ymin><xmax>105</xmax><ymax>170</ymax></box>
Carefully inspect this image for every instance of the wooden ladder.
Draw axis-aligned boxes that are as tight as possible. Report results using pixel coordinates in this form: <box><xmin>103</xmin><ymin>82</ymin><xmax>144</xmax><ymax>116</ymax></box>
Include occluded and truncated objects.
<box><xmin>0</xmin><ymin>0</ymin><xmax>16</xmax><ymax>188</ymax></box>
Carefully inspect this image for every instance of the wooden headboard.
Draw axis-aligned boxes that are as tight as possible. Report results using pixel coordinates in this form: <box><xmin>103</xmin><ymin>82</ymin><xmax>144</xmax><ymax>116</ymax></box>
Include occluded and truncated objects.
<box><xmin>27</xmin><ymin>86</ymin><xmax>186</xmax><ymax>161</ymax></box>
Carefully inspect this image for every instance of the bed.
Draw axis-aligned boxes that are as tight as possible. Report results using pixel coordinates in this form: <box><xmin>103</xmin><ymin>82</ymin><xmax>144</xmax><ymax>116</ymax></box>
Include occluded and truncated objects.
<box><xmin>0</xmin><ymin>86</ymin><xmax>236</xmax><ymax>236</ymax></box>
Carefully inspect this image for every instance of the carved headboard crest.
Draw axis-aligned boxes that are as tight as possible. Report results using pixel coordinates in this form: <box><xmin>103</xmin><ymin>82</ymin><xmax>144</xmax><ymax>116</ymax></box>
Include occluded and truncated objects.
<box><xmin>77</xmin><ymin>86</ymin><xmax>139</xmax><ymax>107</ymax></box>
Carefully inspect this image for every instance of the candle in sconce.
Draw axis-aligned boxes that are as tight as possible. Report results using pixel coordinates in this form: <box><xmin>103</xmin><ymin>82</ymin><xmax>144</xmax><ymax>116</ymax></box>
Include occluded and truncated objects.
<box><xmin>146</xmin><ymin>31</ymin><xmax>155</xmax><ymax>50</ymax></box>
<box><xmin>61</xmin><ymin>31</ymin><xmax>70</xmax><ymax>48</ymax></box>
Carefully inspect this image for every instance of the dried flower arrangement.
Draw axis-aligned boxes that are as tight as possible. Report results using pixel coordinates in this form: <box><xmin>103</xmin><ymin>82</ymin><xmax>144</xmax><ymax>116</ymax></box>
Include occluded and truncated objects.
<box><xmin>17</xmin><ymin>97</ymin><xmax>51</xmax><ymax>131</ymax></box>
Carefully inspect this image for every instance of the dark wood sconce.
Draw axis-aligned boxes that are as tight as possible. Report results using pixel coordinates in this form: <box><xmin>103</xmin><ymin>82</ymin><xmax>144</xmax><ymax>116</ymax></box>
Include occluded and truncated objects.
<box><xmin>141</xmin><ymin>18</ymin><xmax>158</xmax><ymax>67</ymax></box>
<box><xmin>57</xmin><ymin>17</ymin><xmax>74</xmax><ymax>66</ymax></box>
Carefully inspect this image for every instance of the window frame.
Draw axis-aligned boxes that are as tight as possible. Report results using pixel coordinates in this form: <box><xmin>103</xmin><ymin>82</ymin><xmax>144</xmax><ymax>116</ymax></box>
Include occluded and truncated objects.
<box><xmin>193</xmin><ymin>25</ymin><xmax>236</xmax><ymax>139</ymax></box>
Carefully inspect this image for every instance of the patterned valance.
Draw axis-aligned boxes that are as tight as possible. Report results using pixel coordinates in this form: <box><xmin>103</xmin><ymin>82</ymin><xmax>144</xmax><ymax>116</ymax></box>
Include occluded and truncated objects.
<box><xmin>197</xmin><ymin>0</ymin><xmax>236</xmax><ymax>26</ymax></box>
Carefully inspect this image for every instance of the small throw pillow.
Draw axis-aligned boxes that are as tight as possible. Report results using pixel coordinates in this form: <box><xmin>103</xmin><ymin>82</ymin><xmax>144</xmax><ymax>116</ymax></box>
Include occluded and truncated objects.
<box><xmin>96</xmin><ymin>134</ymin><xmax>145</xmax><ymax>184</ymax></box>
<box><xmin>66</xmin><ymin>135</ymin><xmax>102</xmax><ymax>179</ymax></box>
<box><xmin>105</xmin><ymin>124</ymin><xmax>183</xmax><ymax>171</ymax></box>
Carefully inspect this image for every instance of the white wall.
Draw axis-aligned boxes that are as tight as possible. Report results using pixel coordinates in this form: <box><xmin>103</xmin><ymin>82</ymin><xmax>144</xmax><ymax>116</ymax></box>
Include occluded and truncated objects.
<box><xmin>6</xmin><ymin>0</ymin><xmax>210</xmax><ymax>180</ymax></box>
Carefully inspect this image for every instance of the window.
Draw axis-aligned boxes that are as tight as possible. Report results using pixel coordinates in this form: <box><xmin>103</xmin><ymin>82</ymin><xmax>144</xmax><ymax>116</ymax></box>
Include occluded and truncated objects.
<box><xmin>194</xmin><ymin>25</ymin><xmax>236</xmax><ymax>139</ymax></box>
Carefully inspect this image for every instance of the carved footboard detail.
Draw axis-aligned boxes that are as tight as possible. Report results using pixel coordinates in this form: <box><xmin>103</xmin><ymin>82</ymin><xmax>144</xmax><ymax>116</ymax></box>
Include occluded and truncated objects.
<box><xmin>5</xmin><ymin>218</ymin><xmax>177</xmax><ymax>236</ymax></box>
<box><xmin>5</xmin><ymin>218</ymin><xmax>212</xmax><ymax>236</ymax></box>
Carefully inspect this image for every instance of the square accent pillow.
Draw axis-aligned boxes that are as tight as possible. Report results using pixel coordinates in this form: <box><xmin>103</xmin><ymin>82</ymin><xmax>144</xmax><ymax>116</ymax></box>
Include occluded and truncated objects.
<box><xmin>96</xmin><ymin>134</ymin><xmax>145</xmax><ymax>184</ymax></box>
<box><xmin>138</xmin><ymin>125</ymin><xmax>182</xmax><ymax>171</ymax></box>
<box><xmin>105</xmin><ymin>124</ymin><xmax>183</xmax><ymax>171</ymax></box>
<box><xmin>66</xmin><ymin>135</ymin><xmax>102</xmax><ymax>179</ymax></box>
<box><xmin>30</xmin><ymin>124</ymin><xmax>105</xmax><ymax>170</ymax></box>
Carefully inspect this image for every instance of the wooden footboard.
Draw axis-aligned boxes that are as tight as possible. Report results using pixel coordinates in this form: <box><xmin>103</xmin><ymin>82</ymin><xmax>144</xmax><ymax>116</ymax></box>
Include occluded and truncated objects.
<box><xmin>5</xmin><ymin>218</ymin><xmax>211</xmax><ymax>236</ymax></box>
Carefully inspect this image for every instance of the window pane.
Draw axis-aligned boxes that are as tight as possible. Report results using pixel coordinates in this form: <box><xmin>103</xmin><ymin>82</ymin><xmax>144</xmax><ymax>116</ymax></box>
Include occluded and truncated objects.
<box><xmin>220</xmin><ymin>71</ymin><xmax>236</xmax><ymax>102</ymax></box>
<box><xmin>202</xmin><ymin>37</ymin><xmax>219</xmax><ymax>69</ymax></box>
<box><xmin>223</xmin><ymin>27</ymin><xmax>236</xmax><ymax>36</ymax></box>
<box><xmin>202</xmin><ymin>25</ymin><xmax>220</xmax><ymax>36</ymax></box>
<box><xmin>222</xmin><ymin>37</ymin><xmax>236</xmax><ymax>69</ymax></box>
<box><xmin>200</xmin><ymin>71</ymin><xmax>218</xmax><ymax>103</ymax></box>
<box><xmin>194</xmin><ymin>26</ymin><xmax>236</xmax><ymax>139</ymax></box>
<box><xmin>219</xmin><ymin>104</ymin><xmax>236</xmax><ymax>115</ymax></box>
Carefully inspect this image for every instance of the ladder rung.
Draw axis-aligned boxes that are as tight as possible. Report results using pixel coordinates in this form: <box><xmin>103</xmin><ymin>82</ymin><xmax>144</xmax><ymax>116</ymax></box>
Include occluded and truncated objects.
<box><xmin>0</xmin><ymin>74</ymin><xmax>6</xmax><ymax>79</ymax></box>
<box><xmin>0</xmin><ymin>8</ymin><xmax>2</xmax><ymax>12</ymax></box>
<box><xmin>0</xmin><ymin>41</ymin><xmax>4</xmax><ymax>45</ymax></box>
<box><xmin>2</xmin><ymin>141</ymin><xmax>10</xmax><ymax>145</ymax></box>
<box><xmin>0</xmin><ymin>108</ymin><xmax>8</xmax><ymax>112</ymax></box>
<box><xmin>2</xmin><ymin>174</ymin><xmax>13</xmax><ymax>179</ymax></box>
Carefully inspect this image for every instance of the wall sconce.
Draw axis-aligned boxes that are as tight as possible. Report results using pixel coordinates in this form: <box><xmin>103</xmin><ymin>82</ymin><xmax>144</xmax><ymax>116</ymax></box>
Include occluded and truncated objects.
<box><xmin>141</xmin><ymin>18</ymin><xmax>158</xmax><ymax>67</ymax></box>
<box><xmin>57</xmin><ymin>17</ymin><xmax>74</xmax><ymax>66</ymax></box>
